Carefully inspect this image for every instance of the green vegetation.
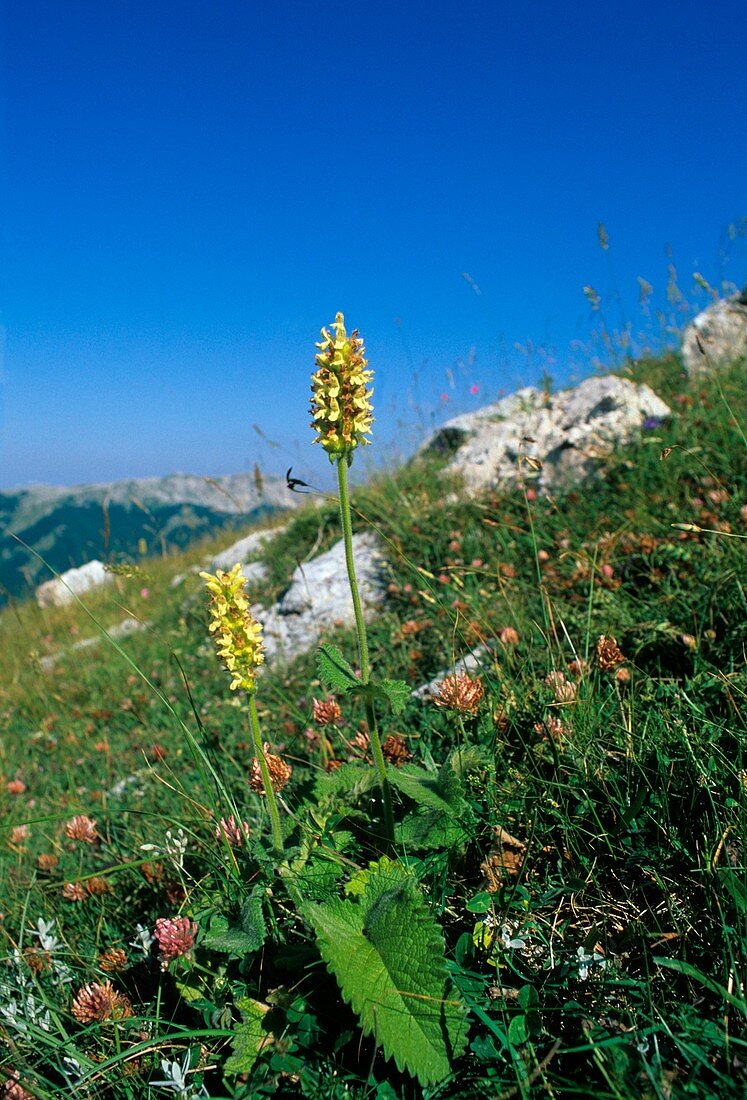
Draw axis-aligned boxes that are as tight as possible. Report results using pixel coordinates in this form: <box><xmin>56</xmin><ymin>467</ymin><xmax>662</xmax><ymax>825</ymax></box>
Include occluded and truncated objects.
<box><xmin>0</xmin><ymin>344</ymin><xmax>745</xmax><ymax>1098</ymax></box>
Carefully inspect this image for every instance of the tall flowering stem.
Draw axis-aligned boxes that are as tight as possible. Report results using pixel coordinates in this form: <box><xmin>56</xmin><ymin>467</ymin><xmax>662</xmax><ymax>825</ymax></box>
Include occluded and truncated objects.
<box><xmin>200</xmin><ymin>565</ymin><xmax>284</xmax><ymax>852</ymax></box>
<box><xmin>311</xmin><ymin>313</ymin><xmax>394</xmax><ymax>845</ymax></box>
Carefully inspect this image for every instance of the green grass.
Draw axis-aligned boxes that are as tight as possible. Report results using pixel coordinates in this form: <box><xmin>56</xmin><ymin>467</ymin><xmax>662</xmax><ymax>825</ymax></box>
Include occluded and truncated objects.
<box><xmin>0</xmin><ymin>354</ymin><xmax>746</xmax><ymax>1098</ymax></box>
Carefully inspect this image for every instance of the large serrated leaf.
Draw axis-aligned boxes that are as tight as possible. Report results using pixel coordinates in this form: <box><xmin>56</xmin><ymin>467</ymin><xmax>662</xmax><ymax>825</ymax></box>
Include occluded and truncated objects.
<box><xmin>376</xmin><ymin>678</ymin><xmax>411</xmax><ymax>715</ymax></box>
<box><xmin>203</xmin><ymin>890</ymin><xmax>266</xmax><ymax>955</ymax></box>
<box><xmin>304</xmin><ymin>862</ymin><xmax>469</xmax><ymax>1085</ymax></box>
<box><xmin>388</xmin><ymin>764</ymin><xmax>467</xmax><ymax>814</ymax></box>
<box><xmin>317</xmin><ymin>643</ymin><xmax>359</xmax><ymax>694</ymax></box>
<box><xmin>397</xmin><ymin>809</ymin><xmax>472</xmax><ymax>851</ymax></box>
<box><xmin>224</xmin><ymin>997</ymin><xmax>271</xmax><ymax>1075</ymax></box>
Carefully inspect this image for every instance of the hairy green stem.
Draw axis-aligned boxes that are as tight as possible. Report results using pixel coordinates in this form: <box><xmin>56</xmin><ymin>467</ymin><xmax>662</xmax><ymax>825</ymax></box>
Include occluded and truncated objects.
<box><xmin>336</xmin><ymin>458</ymin><xmax>394</xmax><ymax>846</ymax></box>
<box><xmin>248</xmin><ymin>692</ymin><xmax>284</xmax><ymax>853</ymax></box>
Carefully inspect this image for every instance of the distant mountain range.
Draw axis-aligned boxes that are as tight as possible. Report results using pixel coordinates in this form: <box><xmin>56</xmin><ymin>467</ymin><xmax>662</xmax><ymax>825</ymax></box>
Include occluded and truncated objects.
<box><xmin>0</xmin><ymin>471</ymin><xmax>296</xmax><ymax>606</ymax></box>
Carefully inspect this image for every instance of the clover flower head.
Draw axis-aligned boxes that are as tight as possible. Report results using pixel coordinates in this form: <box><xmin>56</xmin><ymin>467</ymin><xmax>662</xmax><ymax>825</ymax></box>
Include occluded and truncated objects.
<box><xmin>71</xmin><ymin>980</ymin><xmax>132</xmax><ymax>1023</ymax></box>
<box><xmin>433</xmin><ymin>672</ymin><xmax>484</xmax><ymax>715</ymax></box>
<box><xmin>249</xmin><ymin>744</ymin><xmax>292</xmax><ymax>794</ymax></box>
<box><xmin>595</xmin><ymin>634</ymin><xmax>626</xmax><ymax>671</ymax></box>
<box><xmin>215</xmin><ymin>814</ymin><xmax>252</xmax><ymax>847</ymax></box>
<box><xmin>312</xmin><ymin>695</ymin><xmax>343</xmax><ymax>727</ymax></box>
<box><xmin>154</xmin><ymin>916</ymin><xmax>197</xmax><ymax>969</ymax></box>
<box><xmin>200</xmin><ymin>564</ymin><xmax>265</xmax><ymax>693</ymax></box>
<box><xmin>65</xmin><ymin>814</ymin><xmax>98</xmax><ymax>843</ymax></box>
<box><xmin>310</xmin><ymin>312</ymin><xmax>374</xmax><ymax>462</ymax></box>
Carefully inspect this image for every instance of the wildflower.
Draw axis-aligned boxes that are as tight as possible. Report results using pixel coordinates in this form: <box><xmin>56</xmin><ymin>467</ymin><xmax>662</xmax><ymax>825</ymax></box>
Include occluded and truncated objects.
<box><xmin>576</xmin><ymin>944</ymin><xmax>607</xmax><ymax>981</ymax></box>
<box><xmin>8</xmin><ymin>826</ymin><xmax>29</xmax><ymax>846</ymax></box>
<box><xmin>23</xmin><ymin>947</ymin><xmax>51</xmax><ymax>974</ymax></box>
<box><xmin>37</xmin><ymin>853</ymin><xmax>59</xmax><ymax>872</ymax></box>
<box><xmin>6</xmin><ymin>780</ymin><xmax>25</xmax><ymax>796</ymax></box>
<box><xmin>84</xmin><ymin>876</ymin><xmax>111</xmax><ymax>896</ymax></box>
<box><xmin>215</xmin><ymin>815</ymin><xmax>251</xmax><ymax>847</ymax></box>
<box><xmin>312</xmin><ymin>695</ymin><xmax>343</xmax><ymax>726</ymax></box>
<box><xmin>65</xmin><ymin>815</ymin><xmax>98</xmax><ymax>843</ymax></box>
<box><xmin>595</xmin><ymin>635</ymin><xmax>626</xmax><ymax>671</ymax></box>
<box><xmin>71</xmin><ymin>980</ymin><xmax>132</xmax><ymax>1023</ymax></box>
<box><xmin>98</xmin><ymin>947</ymin><xmax>128</xmax><ymax>972</ymax></box>
<box><xmin>433</xmin><ymin>672</ymin><xmax>484</xmax><ymax>715</ymax></box>
<box><xmin>498</xmin><ymin>627</ymin><xmax>519</xmax><ymax>646</ymax></box>
<box><xmin>0</xmin><ymin>1072</ymin><xmax>34</xmax><ymax>1100</ymax></box>
<box><xmin>62</xmin><ymin>882</ymin><xmax>87</xmax><ymax>902</ymax></box>
<box><xmin>151</xmin><ymin>1051</ymin><xmax>208</xmax><ymax>1098</ymax></box>
<box><xmin>249</xmin><ymin>746</ymin><xmax>291</xmax><ymax>793</ymax></box>
<box><xmin>544</xmin><ymin>670</ymin><xmax>577</xmax><ymax>704</ymax></box>
<box><xmin>310</xmin><ymin>312</ymin><xmax>374</xmax><ymax>462</ymax></box>
<box><xmin>154</xmin><ymin>916</ymin><xmax>197</xmax><ymax>968</ymax></box>
<box><xmin>200</xmin><ymin>565</ymin><xmax>265</xmax><ymax>693</ymax></box>
<box><xmin>30</xmin><ymin>917</ymin><xmax>61</xmax><ymax>953</ymax></box>
<box><xmin>130</xmin><ymin>923</ymin><xmax>155</xmax><ymax>955</ymax></box>
<box><xmin>381</xmin><ymin>735</ymin><xmax>411</xmax><ymax>765</ymax></box>
<box><xmin>535</xmin><ymin>715</ymin><xmax>571</xmax><ymax>743</ymax></box>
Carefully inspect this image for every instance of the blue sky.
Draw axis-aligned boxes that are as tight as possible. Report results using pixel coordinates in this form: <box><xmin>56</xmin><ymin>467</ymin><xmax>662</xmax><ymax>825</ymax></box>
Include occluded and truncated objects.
<box><xmin>2</xmin><ymin>0</ymin><xmax>745</xmax><ymax>491</ymax></box>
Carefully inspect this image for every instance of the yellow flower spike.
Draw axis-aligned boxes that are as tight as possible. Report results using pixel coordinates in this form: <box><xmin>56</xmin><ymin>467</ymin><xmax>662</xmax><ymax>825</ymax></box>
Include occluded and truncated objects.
<box><xmin>199</xmin><ymin>564</ymin><xmax>265</xmax><ymax>694</ymax></box>
<box><xmin>310</xmin><ymin>311</ymin><xmax>374</xmax><ymax>463</ymax></box>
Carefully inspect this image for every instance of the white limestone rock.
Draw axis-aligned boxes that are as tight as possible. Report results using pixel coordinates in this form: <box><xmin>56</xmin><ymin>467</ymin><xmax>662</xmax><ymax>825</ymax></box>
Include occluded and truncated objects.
<box><xmin>681</xmin><ymin>289</ymin><xmax>747</xmax><ymax>376</ymax></box>
<box><xmin>210</xmin><ymin>524</ymin><xmax>287</xmax><ymax>573</ymax></box>
<box><xmin>420</xmin><ymin>375</ymin><xmax>671</xmax><ymax>497</ymax></box>
<box><xmin>256</xmin><ymin>531</ymin><xmax>387</xmax><ymax>661</ymax></box>
<box><xmin>36</xmin><ymin>559</ymin><xmax>114</xmax><ymax>608</ymax></box>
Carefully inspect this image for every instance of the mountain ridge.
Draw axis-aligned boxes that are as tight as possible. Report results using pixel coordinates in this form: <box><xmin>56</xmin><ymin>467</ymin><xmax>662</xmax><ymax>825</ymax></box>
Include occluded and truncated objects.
<box><xmin>0</xmin><ymin>470</ymin><xmax>296</xmax><ymax>606</ymax></box>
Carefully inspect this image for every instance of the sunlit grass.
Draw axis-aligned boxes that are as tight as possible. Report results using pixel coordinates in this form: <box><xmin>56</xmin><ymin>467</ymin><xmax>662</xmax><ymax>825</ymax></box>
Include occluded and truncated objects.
<box><xmin>0</xmin><ymin>343</ymin><xmax>745</xmax><ymax>1096</ymax></box>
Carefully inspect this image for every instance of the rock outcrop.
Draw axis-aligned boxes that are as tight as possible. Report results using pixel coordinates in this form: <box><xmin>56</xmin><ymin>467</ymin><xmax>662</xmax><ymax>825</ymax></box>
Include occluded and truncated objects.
<box><xmin>256</xmin><ymin>531</ymin><xmax>387</xmax><ymax>661</ymax></box>
<box><xmin>36</xmin><ymin>560</ymin><xmax>113</xmax><ymax>608</ymax></box>
<box><xmin>420</xmin><ymin>375</ymin><xmax>671</xmax><ymax>497</ymax></box>
<box><xmin>206</xmin><ymin>524</ymin><xmax>289</xmax><ymax>588</ymax></box>
<box><xmin>681</xmin><ymin>289</ymin><xmax>747</xmax><ymax>376</ymax></box>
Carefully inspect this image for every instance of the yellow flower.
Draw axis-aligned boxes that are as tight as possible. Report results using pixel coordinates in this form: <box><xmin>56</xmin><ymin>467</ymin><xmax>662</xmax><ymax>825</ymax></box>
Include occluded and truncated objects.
<box><xmin>310</xmin><ymin>312</ymin><xmax>374</xmax><ymax>461</ymax></box>
<box><xmin>200</xmin><ymin>564</ymin><xmax>265</xmax><ymax>693</ymax></box>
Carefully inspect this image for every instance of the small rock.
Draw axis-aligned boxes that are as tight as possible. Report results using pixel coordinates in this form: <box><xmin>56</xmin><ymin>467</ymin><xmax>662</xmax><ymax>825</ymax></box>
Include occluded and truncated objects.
<box><xmin>257</xmin><ymin>531</ymin><xmax>387</xmax><ymax>661</ymax></box>
<box><xmin>681</xmin><ymin>288</ymin><xmax>747</xmax><ymax>375</ymax></box>
<box><xmin>36</xmin><ymin>560</ymin><xmax>113</xmax><ymax>608</ymax></box>
<box><xmin>210</xmin><ymin>525</ymin><xmax>287</xmax><ymax>572</ymax></box>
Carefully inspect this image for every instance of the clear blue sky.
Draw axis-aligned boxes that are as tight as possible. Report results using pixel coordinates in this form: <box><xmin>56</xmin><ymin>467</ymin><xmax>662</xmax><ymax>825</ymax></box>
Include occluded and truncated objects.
<box><xmin>2</xmin><ymin>0</ymin><xmax>745</xmax><ymax>491</ymax></box>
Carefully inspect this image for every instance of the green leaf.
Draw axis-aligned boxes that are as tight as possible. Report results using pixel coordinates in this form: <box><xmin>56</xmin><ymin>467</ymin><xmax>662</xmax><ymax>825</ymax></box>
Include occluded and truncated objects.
<box><xmin>224</xmin><ymin>997</ymin><xmax>272</xmax><ymax>1075</ymax></box>
<box><xmin>303</xmin><ymin>861</ymin><xmax>469</xmax><ymax>1086</ymax></box>
<box><xmin>317</xmin><ymin>643</ymin><xmax>359</xmax><ymax>694</ymax></box>
<box><xmin>174</xmin><ymin>978</ymin><xmax>204</xmax><ymax>1004</ymax></box>
<box><xmin>203</xmin><ymin>891</ymin><xmax>266</xmax><ymax>956</ymax></box>
<box><xmin>397</xmin><ymin>809</ymin><xmax>472</xmax><ymax>852</ymax></box>
<box><xmin>388</xmin><ymin>765</ymin><xmax>461</xmax><ymax>813</ymax></box>
<box><xmin>376</xmin><ymin>678</ymin><xmax>411</xmax><ymax>715</ymax></box>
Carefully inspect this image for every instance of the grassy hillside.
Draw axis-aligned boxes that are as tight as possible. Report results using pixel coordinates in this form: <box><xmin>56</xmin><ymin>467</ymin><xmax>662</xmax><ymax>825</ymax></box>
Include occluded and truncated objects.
<box><xmin>0</xmin><ymin>353</ymin><xmax>745</xmax><ymax>1098</ymax></box>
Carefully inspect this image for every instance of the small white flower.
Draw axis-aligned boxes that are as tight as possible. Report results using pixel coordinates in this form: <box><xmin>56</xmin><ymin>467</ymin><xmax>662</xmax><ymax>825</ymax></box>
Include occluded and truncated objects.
<box><xmin>164</xmin><ymin>828</ymin><xmax>188</xmax><ymax>870</ymax></box>
<box><xmin>130</xmin><ymin>923</ymin><xmax>155</xmax><ymax>955</ymax></box>
<box><xmin>151</xmin><ymin>1051</ymin><xmax>208</xmax><ymax>1098</ymax></box>
<box><xmin>31</xmin><ymin>917</ymin><xmax>61</xmax><ymax>953</ymax></box>
<box><xmin>576</xmin><ymin>945</ymin><xmax>607</xmax><ymax>981</ymax></box>
<box><xmin>500</xmin><ymin>925</ymin><xmax>526</xmax><ymax>951</ymax></box>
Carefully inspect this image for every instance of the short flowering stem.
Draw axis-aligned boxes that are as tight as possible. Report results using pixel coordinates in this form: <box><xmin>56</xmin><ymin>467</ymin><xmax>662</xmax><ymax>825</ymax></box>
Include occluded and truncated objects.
<box><xmin>248</xmin><ymin>693</ymin><xmax>284</xmax><ymax>853</ymax></box>
<box><xmin>336</xmin><ymin>458</ymin><xmax>394</xmax><ymax>847</ymax></box>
